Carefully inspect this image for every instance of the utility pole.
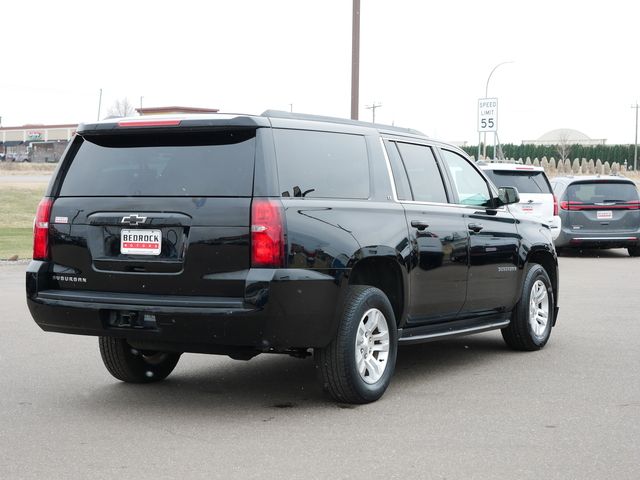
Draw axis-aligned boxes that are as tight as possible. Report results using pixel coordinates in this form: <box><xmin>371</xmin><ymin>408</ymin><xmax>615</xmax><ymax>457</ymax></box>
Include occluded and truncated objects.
<box><xmin>365</xmin><ymin>103</ymin><xmax>382</xmax><ymax>123</ymax></box>
<box><xmin>350</xmin><ymin>0</ymin><xmax>360</xmax><ymax>120</ymax></box>
<box><xmin>97</xmin><ymin>88</ymin><xmax>103</xmax><ymax>121</ymax></box>
<box><xmin>632</xmin><ymin>102</ymin><xmax>639</xmax><ymax>171</ymax></box>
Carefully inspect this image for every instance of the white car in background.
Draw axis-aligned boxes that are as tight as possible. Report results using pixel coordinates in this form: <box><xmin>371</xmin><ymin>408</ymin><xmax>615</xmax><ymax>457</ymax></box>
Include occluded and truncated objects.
<box><xmin>480</xmin><ymin>162</ymin><xmax>561</xmax><ymax>240</ymax></box>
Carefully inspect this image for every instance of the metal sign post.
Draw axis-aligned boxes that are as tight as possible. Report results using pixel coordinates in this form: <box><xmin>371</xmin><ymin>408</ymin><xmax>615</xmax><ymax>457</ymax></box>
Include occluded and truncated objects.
<box><xmin>478</xmin><ymin>98</ymin><xmax>498</xmax><ymax>159</ymax></box>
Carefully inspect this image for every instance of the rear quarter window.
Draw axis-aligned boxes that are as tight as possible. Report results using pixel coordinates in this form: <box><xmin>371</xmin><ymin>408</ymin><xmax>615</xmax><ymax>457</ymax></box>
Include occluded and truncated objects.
<box><xmin>59</xmin><ymin>130</ymin><xmax>256</xmax><ymax>197</ymax></box>
<box><xmin>273</xmin><ymin>129</ymin><xmax>370</xmax><ymax>199</ymax></box>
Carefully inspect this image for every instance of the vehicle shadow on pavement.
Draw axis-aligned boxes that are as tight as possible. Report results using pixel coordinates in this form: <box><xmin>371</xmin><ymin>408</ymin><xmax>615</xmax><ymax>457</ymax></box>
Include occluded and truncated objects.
<box><xmin>83</xmin><ymin>333</ymin><xmax>513</xmax><ymax>413</ymax></box>
<box><xmin>394</xmin><ymin>333</ymin><xmax>512</xmax><ymax>381</ymax></box>
<box><xmin>89</xmin><ymin>353</ymin><xmax>327</xmax><ymax>413</ymax></box>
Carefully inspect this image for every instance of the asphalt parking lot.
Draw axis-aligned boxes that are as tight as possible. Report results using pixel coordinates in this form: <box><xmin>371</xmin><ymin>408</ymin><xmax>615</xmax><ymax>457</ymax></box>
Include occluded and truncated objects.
<box><xmin>1</xmin><ymin>251</ymin><xmax>639</xmax><ymax>479</ymax></box>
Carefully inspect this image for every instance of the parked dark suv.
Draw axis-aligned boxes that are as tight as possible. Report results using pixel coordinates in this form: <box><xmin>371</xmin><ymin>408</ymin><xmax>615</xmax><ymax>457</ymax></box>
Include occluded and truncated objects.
<box><xmin>26</xmin><ymin>111</ymin><xmax>559</xmax><ymax>403</ymax></box>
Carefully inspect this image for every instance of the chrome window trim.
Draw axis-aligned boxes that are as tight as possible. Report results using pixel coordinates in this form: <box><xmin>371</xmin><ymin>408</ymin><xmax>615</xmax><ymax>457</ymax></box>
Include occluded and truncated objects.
<box><xmin>380</xmin><ymin>137</ymin><xmax>400</xmax><ymax>202</ymax></box>
<box><xmin>380</xmin><ymin>136</ymin><xmax>508</xmax><ymax>211</ymax></box>
<box><xmin>380</xmin><ymin>137</ymin><xmax>453</xmax><ymax>208</ymax></box>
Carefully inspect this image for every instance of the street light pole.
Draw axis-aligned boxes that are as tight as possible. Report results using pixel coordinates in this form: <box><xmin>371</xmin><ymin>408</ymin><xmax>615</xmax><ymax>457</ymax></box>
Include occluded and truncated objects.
<box><xmin>97</xmin><ymin>88</ymin><xmax>103</xmax><ymax>121</ymax></box>
<box><xmin>482</xmin><ymin>61</ymin><xmax>513</xmax><ymax>159</ymax></box>
<box><xmin>632</xmin><ymin>102</ymin><xmax>639</xmax><ymax>171</ymax></box>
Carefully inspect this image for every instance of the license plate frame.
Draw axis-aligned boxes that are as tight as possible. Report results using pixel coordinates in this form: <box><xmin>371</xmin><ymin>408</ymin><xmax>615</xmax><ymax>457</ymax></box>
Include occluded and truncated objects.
<box><xmin>120</xmin><ymin>229</ymin><xmax>162</xmax><ymax>256</ymax></box>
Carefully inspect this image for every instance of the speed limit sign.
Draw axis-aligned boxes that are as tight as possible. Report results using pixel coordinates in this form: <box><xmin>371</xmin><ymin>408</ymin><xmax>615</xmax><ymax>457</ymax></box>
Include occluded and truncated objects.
<box><xmin>478</xmin><ymin>98</ymin><xmax>498</xmax><ymax>132</ymax></box>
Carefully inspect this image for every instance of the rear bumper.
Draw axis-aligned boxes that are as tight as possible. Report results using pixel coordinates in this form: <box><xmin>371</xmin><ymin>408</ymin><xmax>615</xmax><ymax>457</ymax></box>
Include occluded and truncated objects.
<box><xmin>26</xmin><ymin>261</ymin><xmax>345</xmax><ymax>352</ymax></box>
<box><xmin>554</xmin><ymin>229</ymin><xmax>640</xmax><ymax>249</ymax></box>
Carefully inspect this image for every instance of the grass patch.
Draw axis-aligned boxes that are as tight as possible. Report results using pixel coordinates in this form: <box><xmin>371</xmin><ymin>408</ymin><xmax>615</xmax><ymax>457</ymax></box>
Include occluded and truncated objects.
<box><xmin>0</xmin><ymin>227</ymin><xmax>33</xmax><ymax>259</ymax></box>
<box><xmin>0</xmin><ymin>186</ymin><xmax>46</xmax><ymax>228</ymax></box>
<box><xmin>0</xmin><ymin>162</ymin><xmax>57</xmax><ymax>175</ymax></box>
<box><xmin>0</xmin><ymin>186</ymin><xmax>46</xmax><ymax>259</ymax></box>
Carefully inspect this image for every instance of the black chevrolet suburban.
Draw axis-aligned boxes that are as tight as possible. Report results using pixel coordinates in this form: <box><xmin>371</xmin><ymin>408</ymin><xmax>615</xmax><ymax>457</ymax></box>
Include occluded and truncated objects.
<box><xmin>26</xmin><ymin>111</ymin><xmax>559</xmax><ymax>403</ymax></box>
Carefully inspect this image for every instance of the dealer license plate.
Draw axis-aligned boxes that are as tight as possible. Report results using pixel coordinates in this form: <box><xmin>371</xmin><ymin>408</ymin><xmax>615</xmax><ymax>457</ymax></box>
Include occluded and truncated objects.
<box><xmin>520</xmin><ymin>205</ymin><xmax>534</xmax><ymax>213</ymax></box>
<box><xmin>597</xmin><ymin>210</ymin><xmax>613</xmax><ymax>220</ymax></box>
<box><xmin>121</xmin><ymin>229</ymin><xmax>162</xmax><ymax>255</ymax></box>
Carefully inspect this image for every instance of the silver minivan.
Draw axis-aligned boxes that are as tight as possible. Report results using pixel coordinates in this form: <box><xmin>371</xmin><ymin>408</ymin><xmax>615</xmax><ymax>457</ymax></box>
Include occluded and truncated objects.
<box><xmin>551</xmin><ymin>175</ymin><xmax>640</xmax><ymax>256</ymax></box>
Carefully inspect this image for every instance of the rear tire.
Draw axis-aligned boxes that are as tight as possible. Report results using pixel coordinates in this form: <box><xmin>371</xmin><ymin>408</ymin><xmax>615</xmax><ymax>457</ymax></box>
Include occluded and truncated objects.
<box><xmin>628</xmin><ymin>246</ymin><xmax>640</xmax><ymax>257</ymax></box>
<box><xmin>502</xmin><ymin>264</ymin><xmax>554</xmax><ymax>351</ymax></box>
<box><xmin>315</xmin><ymin>286</ymin><xmax>397</xmax><ymax>404</ymax></box>
<box><xmin>99</xmin><ymin>337</ymin><xmax>181</xmax><ymax>383</ymax></box>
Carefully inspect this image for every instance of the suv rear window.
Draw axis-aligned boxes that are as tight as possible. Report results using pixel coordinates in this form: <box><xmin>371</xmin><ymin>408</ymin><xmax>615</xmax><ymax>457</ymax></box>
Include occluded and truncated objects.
<box><xmin>567</xmin><ymin>181</ymin><xmax>639</xmax><ymax>203</ymax></box>
<box><xmin>274</xmin><ymin>129</ymin><xmax>369</xmax><ymax>199</ymax></box>
<box><xmin>483</xmin><ymin>170</ymin><xmax>552</xmax><ymax>194</ymax></box>
<box><xmin>59</xmin><ymin>130</ymin><xmax>256</xmax><ymax>197</ymax></box>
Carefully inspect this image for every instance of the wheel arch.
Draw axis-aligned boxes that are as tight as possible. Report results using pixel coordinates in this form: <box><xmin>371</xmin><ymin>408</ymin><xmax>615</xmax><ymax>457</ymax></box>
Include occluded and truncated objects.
<box><xmin>525</xmin><ymin>247</ymin><xmax>559</xmax><ymax>325</ymax></box>
<box><xmin>347</xmin><ymin>253</ymin><xmax>407</xmax><ymax>326</ymax></box>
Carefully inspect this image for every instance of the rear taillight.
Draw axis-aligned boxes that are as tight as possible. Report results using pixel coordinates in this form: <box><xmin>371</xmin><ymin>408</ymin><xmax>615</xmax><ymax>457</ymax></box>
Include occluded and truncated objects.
<box><xmin>560</xmin><ymin>200</ymin><xmax>640</xmax><ymax>211</ymax></box>
<box><xmin>251</xmin><ymin>198</ymin><xmax>285</xmax><ymax>268</ymax></box>
<box><xmin>560</xmin><ymin>201</ymin><xmax>583</xmax><ymax>211</ymax></box>
<box><xmin>553</xmin><ymin>195</ymin><xmax>558</xmax><ymax>216</ymax></box>
<box><xmin>33</xmin><ymin>198</ymin><xmax>53</xmax><ymax>260</ymax></box>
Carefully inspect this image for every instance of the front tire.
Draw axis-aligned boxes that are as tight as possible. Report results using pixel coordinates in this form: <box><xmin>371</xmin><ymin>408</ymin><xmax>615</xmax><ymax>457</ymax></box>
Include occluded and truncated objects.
<box><xmin>315</xmin><ymin>286</ymin><xmax>398</xmax><ymax>404</ymax></box>
<box><xmin>502</xmin><ymin>264</ymin><xmax>554</xmax><ymax>351</ymax></box>
<box><xmin>628</xmin><ymin>246</ymin><xmax>640</xmax><ymax>257</ymax></box>
<box><xmin>99</xmin><ymin>337</ymin><xmax>181</xmax><ymax>383</ymax></box>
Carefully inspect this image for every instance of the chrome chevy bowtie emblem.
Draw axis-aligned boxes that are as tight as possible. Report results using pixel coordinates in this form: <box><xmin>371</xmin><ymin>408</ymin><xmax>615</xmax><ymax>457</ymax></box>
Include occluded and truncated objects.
<box><xmin>121</xmin><ymin>214</ymin><xmax>147</xmax><ymax>226</ymax></box>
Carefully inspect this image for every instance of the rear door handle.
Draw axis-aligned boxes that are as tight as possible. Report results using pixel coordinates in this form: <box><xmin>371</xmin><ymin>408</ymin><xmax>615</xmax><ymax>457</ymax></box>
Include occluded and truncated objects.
<box><xmin>468</xmin><ymin>223</ymin><xmax>484</xmax><ymax>233</ymax></box>
<box><xmin>411</xmin><ymin>220</ymin><xmax>429</xmax><ymax>230</ymax></box>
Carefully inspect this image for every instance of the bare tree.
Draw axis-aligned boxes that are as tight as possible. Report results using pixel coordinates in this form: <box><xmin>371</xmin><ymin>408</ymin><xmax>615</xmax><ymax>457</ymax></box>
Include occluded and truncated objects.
<box><xmin>555</xmin><ymin>131</ymin><xmax>572</xmax><ymax>161</ymax></box>
<box><xmin>107</xmin><ymin>98</ymin><xmax>136</xmax><ymax>118</ymax></box>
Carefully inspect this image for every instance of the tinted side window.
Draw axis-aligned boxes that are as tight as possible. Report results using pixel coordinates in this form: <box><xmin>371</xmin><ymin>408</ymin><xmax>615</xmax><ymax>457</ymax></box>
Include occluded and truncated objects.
<box><xmin>274</xmin><ymin>129</ymin><xmax>369</xmax><ymax>199</ymax></box>
<box><xmin>483</xmin><ymin>170</ymin><xmax>552</xmax><ymax>194</ymax></box>
<box><xmin>60</xmin><ymin>131</ymin><xmax>256</xmax><ymax>197</ymax></box>
<box><xmin>396</xmin><ymin>142</ymin><xmax>448</xmax><ymax>203</ymax></box>
<box><xmin>440</xmin><ymin>149</ymin><xmax>492</xmax><ymax>207</ymax></box>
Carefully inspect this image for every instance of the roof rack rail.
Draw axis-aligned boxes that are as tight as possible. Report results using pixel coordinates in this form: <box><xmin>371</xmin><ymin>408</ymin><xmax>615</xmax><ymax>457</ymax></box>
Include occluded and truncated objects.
<box><xmin>261</xmin><ymin>110</ymin><xmax>425</xmax><ymax>136</ymax></box>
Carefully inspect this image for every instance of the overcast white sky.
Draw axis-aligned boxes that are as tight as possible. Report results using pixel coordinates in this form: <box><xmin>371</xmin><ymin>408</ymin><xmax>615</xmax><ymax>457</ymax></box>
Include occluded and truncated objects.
<box><xmin>2</xmin><ymin>0</ymin><xmax>640</xmax><ymax>145</ymax></box>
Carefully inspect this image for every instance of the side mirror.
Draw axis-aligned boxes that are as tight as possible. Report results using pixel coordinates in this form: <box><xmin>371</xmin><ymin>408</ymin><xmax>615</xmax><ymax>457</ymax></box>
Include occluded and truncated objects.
<box><xmin>496</xmin><ymin>186</ymin><xmax>520</xmax><ymax>207</ymax></box>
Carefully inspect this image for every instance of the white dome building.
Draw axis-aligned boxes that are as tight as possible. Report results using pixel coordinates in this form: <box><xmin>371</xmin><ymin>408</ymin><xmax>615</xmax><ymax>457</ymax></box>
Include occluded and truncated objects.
<box><xmin>523</xmin><ymin>128</ymin><xmax>606</xmax><ymax>146</ymax></box>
